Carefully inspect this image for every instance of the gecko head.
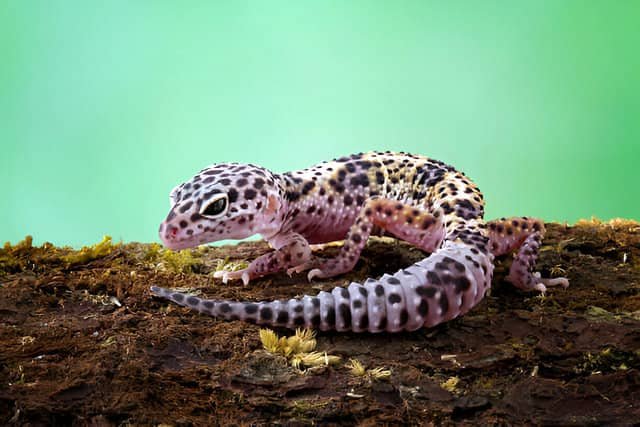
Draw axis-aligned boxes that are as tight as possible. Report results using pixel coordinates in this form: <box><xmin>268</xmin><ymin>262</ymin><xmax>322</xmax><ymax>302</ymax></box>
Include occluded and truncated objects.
<box><xmin>159</xmin><ymin>163</ymin><xmax>284</xmax><ymax>250</ymax></box>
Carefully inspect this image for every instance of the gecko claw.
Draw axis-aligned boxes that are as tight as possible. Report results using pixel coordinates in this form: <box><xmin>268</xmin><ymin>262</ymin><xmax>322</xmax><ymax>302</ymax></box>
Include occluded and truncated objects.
<box><xmin>287</xmin><ymin>260</ymin><xmax>317</xmax><ymax>276</ymax></box>
<box><xmin>307</xmin><ymin>268</ymin><xmax>323</xmax><ymax>282</ymax></box>
<box><xmin>286</xmin><ymin>266</ymin><xmax>300</xmax><ymax>276</ymax></box>
<box><xmin>241</xmin><ymin>271</ymin><xmax>250</xmax><ymax>286</ymax></box>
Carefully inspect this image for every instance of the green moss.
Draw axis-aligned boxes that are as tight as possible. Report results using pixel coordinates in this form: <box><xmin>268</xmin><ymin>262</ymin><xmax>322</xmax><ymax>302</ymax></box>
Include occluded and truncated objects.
<box><xmin>143</xmin><ymin>242</ymin><xmax>200</xmax><ymax>273</ymax></box>
<box><xmin>575</xmin><ymin>347</ymin><xmax>640</xmax><ymax>374</ymax></box>
<box><xmin>213</xmin><ymin>256</ymin><xmax>249</xmax><ymax>274</ymax></box>
<box><xmin>61</xmin><ymin>235</ymin><xmax>117</xmax><ymax>265</ymax></box>
<box><xmin>585</xmin><ymin>306</ymin><xmax>640</xmax><ymax>322</ymax></box>
<box><xmin>1</xmin><ymin>236</ymin><xmax>35</xmax><ymax>275</ymax></box>
<box><xmin>3</xmin><ymin>235</ymin><xmax>33</xmax><ymax>252</ymax></box>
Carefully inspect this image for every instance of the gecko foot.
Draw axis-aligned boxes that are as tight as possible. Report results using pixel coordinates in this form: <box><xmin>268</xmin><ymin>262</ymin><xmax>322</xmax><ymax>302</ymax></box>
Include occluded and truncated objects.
<box><xmin>286</xmin><ymin>256</ymin><xmax>349</xmax><ymax>281</ymax></box>
<box><xmin>507</xmin><ymin>271</ymin><xmax>569</xmax><ymax>294</ymax></box>
<box><xmin>213</xmin><ymin>269</ymin><xmax>251</xmax><ymax>285</ymax></box>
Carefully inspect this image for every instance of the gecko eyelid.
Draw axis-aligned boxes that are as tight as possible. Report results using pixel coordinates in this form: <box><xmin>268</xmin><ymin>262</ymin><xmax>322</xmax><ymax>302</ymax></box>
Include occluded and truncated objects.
<box><xmin>200</xmin><ymin>194</ymin><xmax>228</xmax><ymax>217</ymax></box>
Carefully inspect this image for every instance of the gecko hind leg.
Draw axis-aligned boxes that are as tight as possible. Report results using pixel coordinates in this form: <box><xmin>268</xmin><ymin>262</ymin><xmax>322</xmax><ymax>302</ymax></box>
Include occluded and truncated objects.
<box><xmin>488</xmin><ymin>217</ymin><xmax>569</xmax><ymax>293</ymax></box>
<box><xmin>290</xmin><ymin>197</ymin><xmax>445</xmax><ymax>280</ymax></box>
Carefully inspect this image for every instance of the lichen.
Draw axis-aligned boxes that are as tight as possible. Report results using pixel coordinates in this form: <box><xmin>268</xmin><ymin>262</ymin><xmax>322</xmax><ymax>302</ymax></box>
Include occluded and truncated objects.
<box><xmin>259</xmin><ymin>328</ymin><xmax>340</xmax><ymax>370</ymax></box>
<box><xmin>345</xmin><ymin>358</ymin><xmax>391</xmax><ymax>380</ymax></box>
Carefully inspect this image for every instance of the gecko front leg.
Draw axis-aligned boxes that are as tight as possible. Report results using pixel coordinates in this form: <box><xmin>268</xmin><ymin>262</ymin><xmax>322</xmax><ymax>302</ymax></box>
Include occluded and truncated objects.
<box><xmin>487</xmin><ymin>217</ymin><xmax>569</xmax><ymax>292</ymax></box>
<box><xmin>214</xmin><ymin>232</ymin><xmax>312</xmax><ymax>285</ymax></box>
<box><xmin>290</xmin><ymin>197</ymin><xmax>445</xmax><ymax>280</ymax></box>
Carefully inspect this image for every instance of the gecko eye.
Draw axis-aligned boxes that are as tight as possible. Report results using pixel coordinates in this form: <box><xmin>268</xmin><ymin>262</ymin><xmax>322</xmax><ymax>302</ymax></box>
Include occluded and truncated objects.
<box><xmin>200</xmin><ymin>195</ymin><xmax>228</xmax><ymax>217</ymax></box>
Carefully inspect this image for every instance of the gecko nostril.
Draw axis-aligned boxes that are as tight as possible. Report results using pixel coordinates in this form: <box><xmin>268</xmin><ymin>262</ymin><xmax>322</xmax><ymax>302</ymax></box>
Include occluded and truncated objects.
<box><xmin>166</xmin><ymin>225</ymin><xmax>178</xmax><ymax>238</ymax></box>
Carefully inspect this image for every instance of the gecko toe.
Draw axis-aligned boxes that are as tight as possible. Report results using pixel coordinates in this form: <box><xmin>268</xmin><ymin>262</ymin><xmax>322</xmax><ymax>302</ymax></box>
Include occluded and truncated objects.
<box><xmin>241</xmin><ymin>272</ymin><xmax>250</xmax><ymax>286</ymax></box>
<box><xmin>533</xmin><ymin>283</ymin><xmax>547</xmax><ymax>293</ymax></box>
<box><xmin>542</xmin><ymin>277</ymin><xmax>570</xmax><ymax>288</ymax></box>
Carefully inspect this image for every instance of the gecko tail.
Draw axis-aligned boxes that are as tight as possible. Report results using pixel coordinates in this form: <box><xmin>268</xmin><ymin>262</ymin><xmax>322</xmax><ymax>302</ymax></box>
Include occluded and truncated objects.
<box><xmin>150</xmin><ymin>241</ymin><xmax>493</xmax><ymax>332</ymax></box>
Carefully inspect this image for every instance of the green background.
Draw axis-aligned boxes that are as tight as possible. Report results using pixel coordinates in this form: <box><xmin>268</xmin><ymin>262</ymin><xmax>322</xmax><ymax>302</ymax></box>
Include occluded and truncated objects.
<box><xmin>2</xmin><ymin>1</ymin><xmax>638</xmax><ymax>248</ymax></box>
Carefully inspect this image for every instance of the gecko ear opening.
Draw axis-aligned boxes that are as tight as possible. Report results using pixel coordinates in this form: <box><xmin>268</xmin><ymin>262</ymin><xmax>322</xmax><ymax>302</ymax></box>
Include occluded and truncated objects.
<box><xmin>265</xmin><ymin>194</ymin><xmax>280</xmax><ymax>215</ymax></box>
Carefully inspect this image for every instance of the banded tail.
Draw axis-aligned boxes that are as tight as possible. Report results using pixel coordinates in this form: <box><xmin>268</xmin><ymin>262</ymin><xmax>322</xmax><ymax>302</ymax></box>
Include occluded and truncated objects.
<box><xmin>150</xmin><ymin>240</ymin><xmax>493</xmax><ymax>332</ymax></box>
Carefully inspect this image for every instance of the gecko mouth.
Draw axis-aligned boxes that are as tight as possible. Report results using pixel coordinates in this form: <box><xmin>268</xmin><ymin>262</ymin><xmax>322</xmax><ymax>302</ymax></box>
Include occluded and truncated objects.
<box><xmin>159</xmin><ymin>223</ymin><xmax>205</xmax><ymax>250</ymax></box>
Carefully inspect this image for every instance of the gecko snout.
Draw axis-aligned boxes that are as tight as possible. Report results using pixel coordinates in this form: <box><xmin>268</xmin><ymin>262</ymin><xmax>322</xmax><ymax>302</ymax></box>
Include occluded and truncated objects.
<box><xmin>159</xmin><ymin>223</ymin><xmax>180</xmax><ymax>246</ymax></box>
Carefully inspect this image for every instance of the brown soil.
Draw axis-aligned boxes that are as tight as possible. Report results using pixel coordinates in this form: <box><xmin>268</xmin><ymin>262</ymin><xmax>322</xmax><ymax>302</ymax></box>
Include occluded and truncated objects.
<box><xmin>1</xmin><ymin>219</ymin><xmax>640</xmax><ymax>426</ymax></box>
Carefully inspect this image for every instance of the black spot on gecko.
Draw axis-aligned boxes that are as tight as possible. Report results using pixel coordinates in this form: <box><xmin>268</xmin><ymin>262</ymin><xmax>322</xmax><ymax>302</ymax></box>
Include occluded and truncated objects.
<box><xmin>416</xmin><ymin>286</ymin><xmax>437</xmax><ymax>298</ymax></box>
<box><xmin>227</xmin><ymin>188</ymin><xmax>238</xmax><ymax>203</ymax></box>
<box><xmin>245</xmin><ymin>304</ymin><xmax>258</xmax><ymax>314</ymax></box>
<box><xmin>375</xmin><ymin>285</ymin><xmax>384</xmax><ymax>296</ymax></box>
<box><xmin>378</xmin><ymin>316</ymin><xmax>387</xmax><ymax>330</ymax></box>
<box><xmin>388</xmin><ymin>293</ymin><xmax>401</xmax><ymax>304</ymax></box>
<box><xmin>455</xmin><ymin>276</ymin><xmax>471</xmax><ymax>292</ymax></box>
<box><xmin>172</xmin><ymin>293</ymin><xmax>184</xmax><ymax>302</ymax></box>
<box><xmin>399</xmin><ymin>309</ymin><xmax>408</xmax><ymax>326</ymax></box>
<box><xmin>311</xmin><ymin>314</ymin><xmax>321</xmax><ymax>328</ymax></box>
<box><xmin>286</xmin><ymin>191</ymin><xmax>301</xmax><ymax>202</ymax></box>
<box><xmin>350</xmin><ymin>174</ymin><xmax>369</xmax><ymax>187</ymax></box>
<box><xmin>276</xmin><ymin>311</ymin><xmax>289</xmax><ymax>324</ymax></box>
<box><xmin>244</xmin><ymin>189</ymin><xmax>257</xmax><ymax>199</ymax></box>
<box><xmin>427</xmin><ymin>271</ymin><xmax>441</xmax><ymax>285</ymax></box>
<box><xmin>339</xmin><ymin>303</ymin><xmax>351</xmax><ymax>326</ymax></box>
<box><xmin>253</xmin><ymin>178</ymin><xmax>265</xmax><ymax>189</ymax></box>
<box><xmin>302</xmin><ymin>181</ymin><xmax>315</xmax><ymax>195</ymax></box>
<box><xmin>418</xmin><ymin>300</ymin><xmax>429</xmax><ymax>316</ymax></box>
<box><xmin>439</xmin><ymin>293</ymin><xmax>449</xmax><ymax>314</ymax></box>
<box><xmin>359</xmin><ymin>314</ymin><xmax>369</xmax><ymax>329</ymax></box>
<box><xmin>453</xmin><ymin>261</ymin><xmax>465</xmax><ymax>272</ymax></box>
<box><xmin>260</xmin><ymin>306</ymin><xmax>273</xmax><ymax>320</ymax></box>
<box><xmin>178</xmin><ymin>201</ymin><xmax>193</xmax><ymax>213</ymax></box>
<box><xmin>326</xmin><ymin>307</ymin><xmax>336</xmax><ymax>327</ymax></box>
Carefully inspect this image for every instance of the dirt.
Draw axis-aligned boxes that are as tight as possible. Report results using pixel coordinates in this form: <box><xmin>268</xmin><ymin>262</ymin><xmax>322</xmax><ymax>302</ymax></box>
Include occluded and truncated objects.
<box><xmin>1</xmin><ymin>219</ymin><xmax>640</xmax><ymax>426</ymax></box>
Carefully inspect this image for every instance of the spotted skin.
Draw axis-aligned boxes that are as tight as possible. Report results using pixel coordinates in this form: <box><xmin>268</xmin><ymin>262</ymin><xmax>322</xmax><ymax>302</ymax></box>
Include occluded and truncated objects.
<box><xmin>151</xmin><ymin>152</ymin><xmax>568</xmax><ymax>332</ymax></box>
